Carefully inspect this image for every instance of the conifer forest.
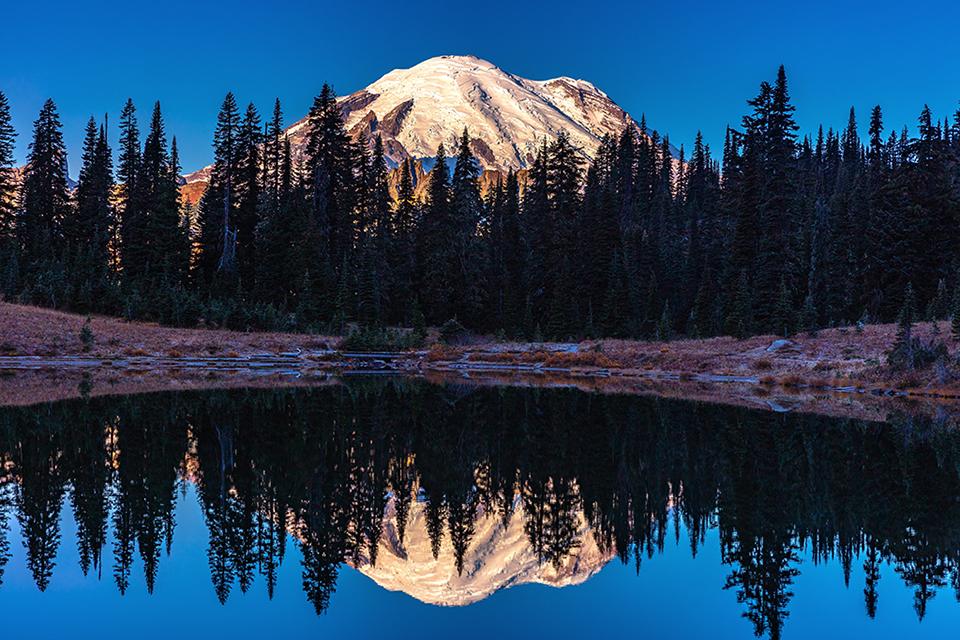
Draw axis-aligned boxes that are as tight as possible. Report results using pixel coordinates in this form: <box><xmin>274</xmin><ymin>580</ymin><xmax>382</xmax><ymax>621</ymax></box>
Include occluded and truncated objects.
<box><xmin>1</xmin><ymin>66</ymin><xmax>956</xmax><ymax>342</ymax></box>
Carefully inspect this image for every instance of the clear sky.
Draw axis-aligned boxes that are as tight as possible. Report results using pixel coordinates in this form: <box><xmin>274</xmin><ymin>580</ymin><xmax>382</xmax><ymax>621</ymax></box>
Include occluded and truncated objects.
<box><xmin>4</xmin><ymin>0</ymin><xmax>960</xmax><ymax>174</ymax></box>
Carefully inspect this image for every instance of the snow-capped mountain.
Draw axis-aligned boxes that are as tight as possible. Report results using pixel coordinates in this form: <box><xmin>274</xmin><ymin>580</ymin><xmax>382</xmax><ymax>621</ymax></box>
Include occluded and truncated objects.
<box><xmin>184</xmin><ymin>55</ymin><xmax>671</xmax><ymax>187</ymax></box>
<box><xmin>347</xmin><ymin>493</ymin><xmax>612</xmax><ymax>607</ymax></box>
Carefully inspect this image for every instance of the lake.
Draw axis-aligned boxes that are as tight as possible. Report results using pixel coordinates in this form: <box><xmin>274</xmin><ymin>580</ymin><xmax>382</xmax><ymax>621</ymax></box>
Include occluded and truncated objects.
<box><xmin>0</xmin><ymin>378</ymin><xmax>957</xmax><ymax>638</ymax></box>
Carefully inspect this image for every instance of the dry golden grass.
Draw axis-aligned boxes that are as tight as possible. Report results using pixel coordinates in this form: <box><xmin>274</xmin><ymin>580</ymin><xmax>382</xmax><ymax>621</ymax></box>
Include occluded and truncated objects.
<box><xmin>6</xmin><ymin>301</ymin><xmax>960</xmax><ymax>401</ymax></box>
<box><xmin>0</xmin><ymin>302</ymin><xmax>337</xmax><ymax>358</ymax></box>
<box><xmin>426</xmin><ymin>344</ymin><xmax>461</xmax><ymax>362</ymax></box>
<box><xmin>542</xmin><ymin>351</ymin><xmax>622</xmax><ymax>368</ymax></box>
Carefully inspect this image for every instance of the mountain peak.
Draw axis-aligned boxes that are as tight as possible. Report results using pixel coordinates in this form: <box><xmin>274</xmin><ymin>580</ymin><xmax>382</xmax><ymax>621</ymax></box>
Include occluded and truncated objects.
<box><xmin>185</xmin><ymin>55</ymin><xmax>670</xmax><ymax>185</ymax></box>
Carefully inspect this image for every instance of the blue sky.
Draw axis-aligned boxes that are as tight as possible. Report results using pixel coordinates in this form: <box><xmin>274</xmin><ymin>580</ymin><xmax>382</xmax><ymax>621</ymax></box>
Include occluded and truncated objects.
<box><xmin>4</xmin><ymin>0</ymin><xmax>960</xmax><ymax>174</ymax></box>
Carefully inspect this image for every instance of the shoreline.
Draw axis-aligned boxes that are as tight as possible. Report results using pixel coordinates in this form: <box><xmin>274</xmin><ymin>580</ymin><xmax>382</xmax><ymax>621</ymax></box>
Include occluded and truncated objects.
<box><xmin>2</xmin><ymin>301</ymin><xmax>960</xmax><ymax>418</ymax></box>
<box><xmin>0</xmin><ymin>348</ymin><xmax>953</xmax><ymax>422</ymax></box>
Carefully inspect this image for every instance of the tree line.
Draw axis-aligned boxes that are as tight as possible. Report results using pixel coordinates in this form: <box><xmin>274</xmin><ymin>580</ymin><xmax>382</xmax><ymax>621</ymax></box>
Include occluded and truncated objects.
<box><xmin>1</xmin><ymin>66</ymin><xmax>958</xmax><ymax>339</ymax></box>
<box><xmin>2</xmin><ymin>381</ymin><xmax>960</xmax><ymax>636</ymax></box>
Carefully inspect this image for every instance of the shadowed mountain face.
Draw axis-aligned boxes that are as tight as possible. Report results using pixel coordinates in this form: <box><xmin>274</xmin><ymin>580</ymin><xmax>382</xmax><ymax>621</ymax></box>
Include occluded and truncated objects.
<box><xmin>1</xmin><ymin>380</ymin><xmax>960</xmax><ymax>637</ymax></box>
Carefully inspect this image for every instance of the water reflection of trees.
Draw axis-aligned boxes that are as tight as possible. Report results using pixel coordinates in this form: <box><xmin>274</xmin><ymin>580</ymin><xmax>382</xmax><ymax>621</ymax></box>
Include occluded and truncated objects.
<box><xmin>0</xmin><ymin>381</ymin><xmax>959</xmax><ymax>637</ymax></box>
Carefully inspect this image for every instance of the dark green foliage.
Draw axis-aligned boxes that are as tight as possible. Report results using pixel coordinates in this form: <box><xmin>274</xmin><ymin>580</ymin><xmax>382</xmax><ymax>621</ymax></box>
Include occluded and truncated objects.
<box><xmin>69</xmin><ymin>118</ymin><xmax>115</xmax><ymax>310</ymax></box>
<box><xmin>79</xmin><ymin>317</ymin><xmax>94</xmax><ymax>352</ymax></box>
<box><xmin>235</xmin><ymin>103</ymin><xmax>262</xmax><ymax>290</ymax></box>
<box><xmin>928</xmin><ymin>278</ymin><xmax>950</xmax><ymax>320</ymax></box>
<box><xmin>417</xmin><ymin>143</ymin><xmax>454</xmax><ymax>322</ymax></box>
<box><xmin>772</xmin><ymin>278</ymin><xmax>795</xmax><ymax>337</ymax></box>
<box><xmin>139</xmin><ymin>103</ymin><xmax>187</xmax><ymax>288</ymax></box>
<box><xmin>800</xmin><ymin>293</ymin><xmax>818</xmax><ymax>337</ymax></box>
<box><xmin>439</xmin><ymin>318</ymin><xmax>469</xmax><ymax>345</ymax></box>
<box><xmin>0</xmin><ymin>91</ymin><xmax>17</xmax><ymax>245</ymax></box>
<box><xmin>889</xmin><ymin>284</ymin><xmax>921</xmax><ymax>370</ymax></box>
<box><xmin>0</xmin><ymin>92</ymin><xmax>16</xmax><ymax>299</ymax></box>
<box><xmin>117</xmin><ymin>99</ymin><xmax>147</xmax><ymax>283</ymax></box>
<box><xmin>302</xmin><ymin>83</ymin><xmax>353</xmax><ymax>304</ymax></box>
<box><xmin>952</xmin><ymin>284</ymin><xmax>960</xmax><ymax>341</ymax></box>
<box><xmin>19</xmin><ymin>99</ymin><xmax>69</xmax><ymax>278</ymax></box>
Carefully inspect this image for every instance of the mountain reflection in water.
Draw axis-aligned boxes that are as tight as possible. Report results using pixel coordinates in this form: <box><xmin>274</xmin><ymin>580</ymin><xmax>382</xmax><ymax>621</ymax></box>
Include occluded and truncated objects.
<box><xmin>0</xmin><ymin>379</ymin><xmax>959</xmax><ymax>638</ymax></box>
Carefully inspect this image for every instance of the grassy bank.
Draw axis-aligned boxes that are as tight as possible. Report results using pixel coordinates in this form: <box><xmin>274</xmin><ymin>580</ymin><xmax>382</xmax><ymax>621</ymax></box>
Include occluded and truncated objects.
<box><xmin>1</xmin><ymin>301</ymin><xmax>958</xmax><ymax>403</ymax></box>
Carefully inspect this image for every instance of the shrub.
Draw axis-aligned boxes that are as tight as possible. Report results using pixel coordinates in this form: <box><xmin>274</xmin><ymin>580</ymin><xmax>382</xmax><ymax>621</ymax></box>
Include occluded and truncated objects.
<box><xmin>79</xmin><ymin>318</ymin><xmax>95</xmax><ymax>352</ymax></box>
<box><xmin>751</xmin><ymin>358</ymin><xmax>773</xmax><ymax>371</ymax></box>
<box><xmin>887</xmin><ymin>337</ymin><xmax>948</xmax><ymax>371</ymax></box>
<box><xmin>439</xmin><ymin>318</ymin><xmax>469</xmax><ymax>345</ymax></box>
<box><xmin>779</xmin><ymin>373</ymin><xmax>805</xmax><ymax>387</ymax></box>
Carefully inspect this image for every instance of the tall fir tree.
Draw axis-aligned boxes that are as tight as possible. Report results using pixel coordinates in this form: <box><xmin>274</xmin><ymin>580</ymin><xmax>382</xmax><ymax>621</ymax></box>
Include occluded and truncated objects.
<box><xmin>0</xmin><ymin>91</ymin><xmax>18</xmax><ymax>297</ymax></box>
<box><xmin>235</xmin><ymin>102</ymin><xmax>262</xmax><ymax>291</ymax></box>
<box><xmin>19</xmin><ymin>99</ymin><xmax>69</xmax><ymax>288</ymax></box>
<box><xmin>449</xmin><ymin>129</ymin><xmax>485</xmax><ymax>321</ymax></box>
<box><xmin>70</xmin><ymin>117</ymin><xmax>115</xmax><ymax>310</ymax></box>
<box><xmin>417</xmin><ymin>143</ymin><xmax>454</xmax><ymax>322</ymax></box>
<box><xmin>303</xmin><ymin>83</ymin><xmax>354</xmax><ymax>312</ymax></box>
<box><xmin>196</xmin><ymin>93</ymin><xmax>241</xmax><ymax>286</ymax></box>
<box><xmin>118</xmin><ymin>99</ymin><xmax>145</xmax><ymax>283</ymax></box>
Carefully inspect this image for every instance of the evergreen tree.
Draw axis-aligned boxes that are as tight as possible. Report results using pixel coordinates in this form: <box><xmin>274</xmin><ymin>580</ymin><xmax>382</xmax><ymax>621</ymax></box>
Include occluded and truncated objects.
<box><xmin>18</xmin><ymin>99</ymin><xmax>69</xmax><ymax>290</ymax></box>
<box><xmin>118</xmin><ymin>99</ymin><xmax>144</xmax><ymax>282</ymax></box>
<box><xmin>0</xmin><ymin>90</ymin><xmax>17</xmax><ymax>296</ymax></box>
<box><xmin>390</xmin><ymin>158</ymin><xmax>418</xmax><ymax>323</ymax></box>
<box><xmin>544</xmin><ymin>131</ymin><xmax>584</xmax><ymax>337</ymax></box>
<box><xmin>255</xmin><ymin>134</ymin><xmax>297</xmax><ymax>306</ymax></box>
<box><xmin>753</xmin><ymin>66</ymin><xmax>799</xmax><ymax>330</ymax></box>
<box><xmin>772</xmin><ymin>277</ymin><xmax>795</xmax><ymax>337</ymax></box>
<box><xmin>196</xmin><ymin>93</ymin><xmax>241</xmax><ymax>286</ymax></box>
<box><xmin>417</xmin><ymin>143</ymin><xmax>454</xmax><ymax>322</ymax></box>
<box><xmin>891</xmin><ymin>283</ymin><xmax>917</xmax><ymax>369</ymax></box>
<box><xmin>139</xmin><ymin>102</ymin><xmax>185</xmax><ymax>290</ymax></box>
<box><xmin>358</xmin><ymin>134</ymin><xmax>392</xmax><ymax>325</ymax></box>
<box><xmin>800</xmin><ymin>293</ymin><xmax>818</xmax><ymax>337</ymax></box>
<box><xmin>235</xmin><ymin>102</ymin><xmax>262</xmax><ymax>291</ymax></box>
<box><xmin>952</xmin><ymin>283</ymin><xmax>960</xmax><ymax>342</ymax></box>
<box><xmin>70</xmin><ymin>117</ymin><xmax>115</xmax><ymax>310</ymax></box>
<box><xmin>303</xmin><ymin>83</ymin><xmax>354</xmax><ymax>309</ymax></box>
<box><xmin>449</xmin><ymin>129</ymin><xmax>484</xmax><ymax>321</ymax></box>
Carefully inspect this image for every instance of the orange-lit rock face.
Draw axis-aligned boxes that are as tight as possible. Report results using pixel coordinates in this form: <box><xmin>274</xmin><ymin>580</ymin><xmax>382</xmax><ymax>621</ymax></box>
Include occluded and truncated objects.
<box><xmin>180</xmin><ymin>180</ymin><xmax>207</xmax><ymax>206</ymax></box>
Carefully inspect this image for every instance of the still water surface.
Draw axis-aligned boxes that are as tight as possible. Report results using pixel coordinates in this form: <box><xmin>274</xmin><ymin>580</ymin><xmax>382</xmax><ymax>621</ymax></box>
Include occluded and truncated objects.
<box><xmin>0</xmin><ymin>379</ymin><xmax>958</xmax><ymax>638</ymax></box>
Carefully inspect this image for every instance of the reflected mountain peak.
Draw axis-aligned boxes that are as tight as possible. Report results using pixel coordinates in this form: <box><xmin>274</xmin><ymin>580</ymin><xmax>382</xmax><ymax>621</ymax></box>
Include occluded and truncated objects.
<box><xmin>352</xmin><ymin>494</ymin><xmax>610</xmax><ymax>606</ymax></box>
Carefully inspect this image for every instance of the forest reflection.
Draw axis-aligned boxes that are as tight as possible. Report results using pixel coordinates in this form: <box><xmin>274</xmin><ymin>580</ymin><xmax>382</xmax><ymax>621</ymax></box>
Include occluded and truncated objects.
<box><xmin>1</xmin><ymin>380</ymin><xmax>959</xmax><ymax>639</ymax></box>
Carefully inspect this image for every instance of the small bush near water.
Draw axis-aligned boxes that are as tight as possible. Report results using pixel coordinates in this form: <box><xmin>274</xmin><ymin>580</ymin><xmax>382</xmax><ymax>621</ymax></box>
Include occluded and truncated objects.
<box><xmin>439</xmin><ymin>319</ymin><xmax>469</xmax><ymax>345</ymax></box>
<box><xmin>79</xmin><ymin>318</ymin><xmax>94</xmax><ymax>352</ymax></box>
